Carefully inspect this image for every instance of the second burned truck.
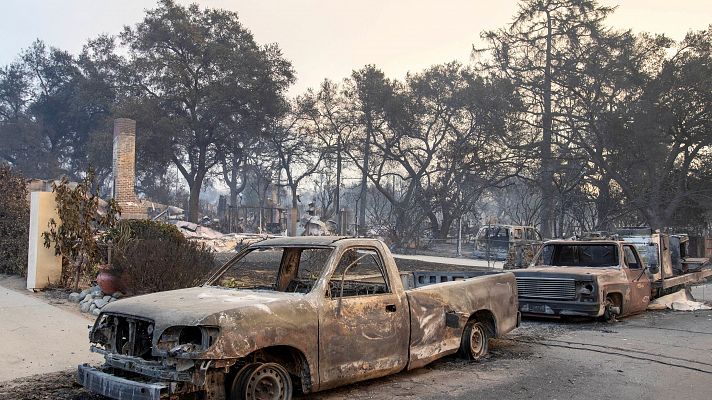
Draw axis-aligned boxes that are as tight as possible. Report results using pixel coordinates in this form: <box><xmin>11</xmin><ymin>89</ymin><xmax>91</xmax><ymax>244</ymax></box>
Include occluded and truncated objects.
<box><xmin>513</xmin><ymin>232</ymin><xmax>712</xmax><ymax>320</ymax></box>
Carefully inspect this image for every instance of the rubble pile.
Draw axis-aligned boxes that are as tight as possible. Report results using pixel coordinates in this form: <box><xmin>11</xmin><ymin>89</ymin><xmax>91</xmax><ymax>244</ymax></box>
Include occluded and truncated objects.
<box><xmin>647</xmin><ymin>288</ymin><xmax>711</xmax><ymax>311</ymax></box>
<box><xmin>172</xmin><ymin>221</ymin><xmax>223</xmax><ymax>239</ymax></box>
<box><xmin>171</xmin><ymin>221</ymin><xmax>275</xmax><ymax>253</ymax></box>
<box><xmin>68</xmin><ymin>286</ymin><xmax>123</xmax><ymax>316</ymax></box>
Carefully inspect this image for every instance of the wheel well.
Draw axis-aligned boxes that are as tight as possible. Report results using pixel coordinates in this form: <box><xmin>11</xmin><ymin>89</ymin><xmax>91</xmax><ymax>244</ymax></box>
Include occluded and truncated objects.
<box><xmin>469</xmin><ymin>309</ymin><xmax>497</xmax><ymax>337</ymax></box>
<box><xmin>606</xmin><ymin>292</ymin><xmax>623</xmax><ymax>306</ymax></box>
<box><xmin>247</xmin><ymin>346</ymin><xmax>312</xmax><ymax>393</ymax></box>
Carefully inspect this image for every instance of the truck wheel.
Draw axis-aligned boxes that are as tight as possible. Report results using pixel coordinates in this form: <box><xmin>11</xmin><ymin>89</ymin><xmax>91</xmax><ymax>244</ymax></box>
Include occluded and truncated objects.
<box><xmin>229</xmin><ymin>363</ymin><xmax>260</xmax><ymax>400</ymax></box>
<box><xmin>602</xmin><ymin>296</ymin><xmax>620</xmax><ymax>322</ymax></box>
<box><xmin>460</xmin><ymin>320</ymin><xmax>490</xmax><ymax>361</ymax></box>
<box><xmin>230</xmin><ymin>362</ymin><xmax>293</xmax><ymax>400</ymax></box>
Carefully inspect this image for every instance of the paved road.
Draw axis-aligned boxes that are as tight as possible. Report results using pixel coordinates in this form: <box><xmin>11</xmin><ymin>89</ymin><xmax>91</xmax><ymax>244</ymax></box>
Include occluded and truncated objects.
<box><xmin>0</xmin><ymin>282</ymin><xmax>102</xmax><ymax>382</ymax></box>
<box><xmin>305</xmin><ymin>310</ymin><xmax>712</xmax><ymax>399</ymax></box>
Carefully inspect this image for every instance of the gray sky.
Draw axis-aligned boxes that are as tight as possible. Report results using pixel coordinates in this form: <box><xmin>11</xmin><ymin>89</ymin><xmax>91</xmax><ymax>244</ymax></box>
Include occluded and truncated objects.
<box><xmin>1</xmin><ymin>0</ymin><xmax>711</xmax><ymax>95</ymax></box>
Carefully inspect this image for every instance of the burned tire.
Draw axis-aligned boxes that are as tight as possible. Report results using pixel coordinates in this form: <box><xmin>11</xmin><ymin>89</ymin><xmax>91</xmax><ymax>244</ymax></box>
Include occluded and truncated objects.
<box><xmin>229</xmin><ymin>363</ymin><xmax>260</xmax><ymax>400</ymax></box>
<box><xmin>229</xmin><ymin>362</ymin><xmax>293</xmax><ymax>400</ymax></box>
<box><xmin>460</xmin><ymin>320</ymin><xmax>490</xmax><ymax>361</ymax></box>
<box><xmin>602</xmin><ymin>296</ymin><xmax>620</xmax><ymax>322</ymax></box>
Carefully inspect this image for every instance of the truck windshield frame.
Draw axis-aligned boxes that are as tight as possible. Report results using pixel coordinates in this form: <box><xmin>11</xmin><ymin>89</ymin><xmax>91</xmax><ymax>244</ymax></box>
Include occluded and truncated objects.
<box><xmin>537</xmin><ymin>243</ymin><xmax>619</xmax><ymax>268</ymax></box>
<box><xmin>205</xmin><ymin>246</ymin><xmax>335</xmax><ymax>294</ymax></box>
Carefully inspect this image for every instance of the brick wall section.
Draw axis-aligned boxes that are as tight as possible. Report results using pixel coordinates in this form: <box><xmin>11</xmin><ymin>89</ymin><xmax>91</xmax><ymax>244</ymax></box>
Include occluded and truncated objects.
<box><xmin>112</xmin><ymin>118</ymin><xmax>146</xmax><ymax>219</ymax></box>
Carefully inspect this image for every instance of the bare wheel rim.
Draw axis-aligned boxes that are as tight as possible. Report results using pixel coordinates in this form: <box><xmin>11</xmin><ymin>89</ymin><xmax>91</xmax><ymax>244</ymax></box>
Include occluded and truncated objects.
<box><xmin>232</xmin><ymin>363</ymin><xmax>260</xmax><ymax>400</ymax></box>
<box><xmin>245</xmin><ymin>363</ymin><xmax>289</xmax><ymax>400</ymax></box>
<box><xmin>470</xmin><ymin>325</ymin><xmax>485</xmax><ymax>356</ymax></box>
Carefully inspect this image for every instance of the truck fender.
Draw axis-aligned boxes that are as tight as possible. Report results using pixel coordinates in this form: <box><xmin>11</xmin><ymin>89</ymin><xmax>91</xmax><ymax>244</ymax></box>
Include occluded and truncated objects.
<box><xmin>467</xmin><ymin>309</ymin><xmax>497</xmax><ymax>337</ymax></box>
<box><xmin>603</xmin><ymin>292</ymin><xmax>624</xmax><ymax>317</ymax></box>
<box><xmin>239</xmin><ymin>345</ymin><xmax>316</xmax><ymax>394</ymax></box>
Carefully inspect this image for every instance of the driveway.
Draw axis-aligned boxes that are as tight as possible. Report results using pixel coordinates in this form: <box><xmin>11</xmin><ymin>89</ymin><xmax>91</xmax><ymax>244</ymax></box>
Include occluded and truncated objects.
<box><xmin>0</xmin><ymin>281</ymin><xmax>102</xmax><ymax>382</ymax></box>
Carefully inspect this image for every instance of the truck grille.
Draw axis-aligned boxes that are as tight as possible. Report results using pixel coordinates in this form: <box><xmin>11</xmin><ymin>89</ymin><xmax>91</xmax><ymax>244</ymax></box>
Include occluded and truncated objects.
<box><xmin>96</xmin><ymin>314</ymin><xmax>155</xmax><ymax>359</ymax></box>
<box><xmin>516</xmin><ymin>277</ymin><xmax>576</xmax><ymax>300</ymax></box>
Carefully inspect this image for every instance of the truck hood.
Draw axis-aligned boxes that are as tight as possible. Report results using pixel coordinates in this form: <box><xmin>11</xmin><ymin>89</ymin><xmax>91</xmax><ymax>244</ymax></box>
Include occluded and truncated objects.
<box><xmin>513</xmin><ymin>266</ymin><xmax>623</xmax><ymax>280</ymax></box>
<box><xmin>100</xmin><ymin>286</ymin><xmax>312</xmax><ymax>327</ymax></box>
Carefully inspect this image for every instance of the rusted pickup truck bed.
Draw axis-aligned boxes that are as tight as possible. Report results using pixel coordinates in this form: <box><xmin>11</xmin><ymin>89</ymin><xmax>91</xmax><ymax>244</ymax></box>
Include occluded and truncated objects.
<box><xmin>405</xmin><ymin>272</ymin><xmax>519</xmax><ymax>369</ymax></box>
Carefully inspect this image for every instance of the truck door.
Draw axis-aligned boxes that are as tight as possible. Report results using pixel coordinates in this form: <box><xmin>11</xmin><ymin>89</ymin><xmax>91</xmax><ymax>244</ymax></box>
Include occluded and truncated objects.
<box><xmin>622</xmin><ymin>245</ymin><xmax>652</xmax><ymax>313</ymax></box>
<box><xmin>318</xmin><ymin>247</ymin><xmax>409</xmax><ymax>388</ymax></box>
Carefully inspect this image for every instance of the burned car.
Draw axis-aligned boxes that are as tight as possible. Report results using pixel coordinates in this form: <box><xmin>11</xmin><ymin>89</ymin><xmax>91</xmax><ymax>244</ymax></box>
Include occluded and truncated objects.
<box><xmin>78</xmin><ymin>236</ymin><xmax>519</xmax><ymax>400</ymax></box>
<box><xmin>473</xmin><ymin>224</ymin><xmax>542</xmax><ymax>262</ymax></box>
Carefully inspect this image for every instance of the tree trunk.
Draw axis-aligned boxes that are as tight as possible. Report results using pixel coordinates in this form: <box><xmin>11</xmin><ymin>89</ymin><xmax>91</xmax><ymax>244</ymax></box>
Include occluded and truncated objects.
<box><xmin>230</xmin><ymin>188</ymin><xmax>238</xmax><ymax>208</ymax></box>
<box><xmin>438</xmin><ymin>214</ymin><xmax>456</xmax><ymax>240</ymax></box>
<box><xmin>289</xmin><ymin>186</ymin><xmax>298</xmax><ymax>236</ymax></box>
<box><xmin>645</xmin><ymin>209</ymin><xmax>665</xmax><ymax>231</ymax></box>
<box><xmin>188</xmin><ymin>179</ymin><xmax>202</xmax><ymax>223</ymax></box>
<box><xmin>539</xmin><ymin>11</ymin><xmax>555</xmax><ymax>239</ymax></box>
<box><xmin>595</xmin><ymin>177</ymin><xmax>612</xmax><ymax>230</ymax></box>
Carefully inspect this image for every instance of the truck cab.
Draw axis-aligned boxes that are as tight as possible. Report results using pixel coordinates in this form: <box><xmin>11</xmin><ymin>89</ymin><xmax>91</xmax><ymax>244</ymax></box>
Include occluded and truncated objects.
<box><xmin>513</xmin><ymin>239</ymin><xmax>656</xmax><ymax>319</ymax></box>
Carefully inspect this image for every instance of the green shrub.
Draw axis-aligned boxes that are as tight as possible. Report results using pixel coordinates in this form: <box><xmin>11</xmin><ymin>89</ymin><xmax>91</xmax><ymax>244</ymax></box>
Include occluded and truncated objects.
<box><xmin>0</xmin><ymin>166</ymin><xmax>29</xmax><ymax>275</ymax></box>
<box><xmin>42</xmin><ymin>171</ymin><xmax>119</xmax><ymax>290</ymax></box>
<box><xmin>106</xmin><ymin>220</ymin><xmax>215</xmax><ymax>294</ymax></box>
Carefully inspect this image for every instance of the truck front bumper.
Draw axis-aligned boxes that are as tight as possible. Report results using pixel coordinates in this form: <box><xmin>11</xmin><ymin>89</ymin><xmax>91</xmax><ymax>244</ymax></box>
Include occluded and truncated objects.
<box><xmin>78</xmin><ymin>364</ymin><xmax>169</xmax><ymax>400</ymax></box>
<box><xmin>519</xmin><ymin>299</ymin><xmax>602</xmax><ymax>317</ymax></box>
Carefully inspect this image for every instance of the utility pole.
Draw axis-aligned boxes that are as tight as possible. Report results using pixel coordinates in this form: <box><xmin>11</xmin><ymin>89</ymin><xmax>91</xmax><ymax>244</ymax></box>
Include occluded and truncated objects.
<box><xmin>457</xmin><ymin>216</ymin><xmax>463</xmax><ymax>257</ymax></box>
<box><xmin>358</xmin><ymin>113</ymin><xmax>371</xmax><ymax>236</ymax></box>
<box><xmin>354</xmin><ymin>198</ymin><xmax>360</xmax><ymax>237</ymax></box>
<box><xmin>334</xmin><ymin>136</ymin><xmax>342</xmax><ymax>234</ymax></box>
<box><xmin>358</xmin><ymin>105</ymin><xmax>373</xmax><ymax>236</ymax></box>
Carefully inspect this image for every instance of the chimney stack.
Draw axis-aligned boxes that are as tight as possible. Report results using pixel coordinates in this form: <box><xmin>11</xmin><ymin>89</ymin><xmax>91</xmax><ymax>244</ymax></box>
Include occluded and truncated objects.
<box><xmin>112</xmin><ymin>118</ymin><xmax>145</xmax><ymax>219</ymax></box>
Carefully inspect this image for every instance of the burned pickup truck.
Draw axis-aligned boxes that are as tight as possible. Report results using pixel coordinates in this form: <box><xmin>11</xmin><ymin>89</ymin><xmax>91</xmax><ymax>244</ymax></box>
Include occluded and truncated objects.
<box><xmin>513</xmin><ymin>236</ymin><xmax>712</xmax><ymax>320</ymax></box>
<box><xmin>78</xmin><ymin>236</ymin><xmax>519</xmax><ymax>400</ymax></box>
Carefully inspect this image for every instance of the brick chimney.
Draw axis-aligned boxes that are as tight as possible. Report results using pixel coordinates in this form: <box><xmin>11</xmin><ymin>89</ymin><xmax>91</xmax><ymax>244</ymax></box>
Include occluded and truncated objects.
<box><xmin>112</xmin><ymin>118</ymin><xmax>146</xmax><ymax>219</ymax></box>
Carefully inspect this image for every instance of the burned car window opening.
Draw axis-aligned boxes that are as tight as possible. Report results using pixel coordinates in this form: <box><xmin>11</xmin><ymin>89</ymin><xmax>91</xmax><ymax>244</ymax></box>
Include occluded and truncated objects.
<box><xmin>538</xmin><ymin>244</ymin><xmax>619</xmax><ymax>267</ymax></box>
<box><xmin>623</xmin><ymin>246</ymin><xmax>641</xmax><ymax>269</ymax></box>
<box><xmin>210</xmin><ymin>247</ymin><xmax>333</xmax><ymax>294</ymax></box>
<box><xmin>329</xmin><ymin>248</ymin><xmax>391</xmax><ymax>298</ymax></box>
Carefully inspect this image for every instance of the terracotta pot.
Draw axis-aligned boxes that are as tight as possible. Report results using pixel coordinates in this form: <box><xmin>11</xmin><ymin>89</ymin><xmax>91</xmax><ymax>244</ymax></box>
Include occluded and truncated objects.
<box><xmin>96</xmin><ymin>264</ymin><xmax>124</xmax><ymax>295</ymax></box>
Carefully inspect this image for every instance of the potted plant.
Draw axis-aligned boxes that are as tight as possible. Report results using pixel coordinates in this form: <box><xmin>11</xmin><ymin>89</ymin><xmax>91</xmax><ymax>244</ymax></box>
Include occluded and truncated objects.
<box><xmin>96</xmin><ymin>225</ymin><xmax>132</xmax><ymax>295</ymax></box>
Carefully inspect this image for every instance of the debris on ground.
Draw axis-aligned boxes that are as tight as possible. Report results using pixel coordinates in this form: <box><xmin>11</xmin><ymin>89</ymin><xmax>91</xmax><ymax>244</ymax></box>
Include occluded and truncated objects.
<box><xmin>0</xmin><ymin>369</ymin><xmax>100</xmax><ymax>400</ymax></box>
<box><xmin>169</xmin><ymin>221</ymin><xmax>275</xmax><ymax>252</ymax></box>
<box><xmin>647</xmin><ymin>289</ymin><xmax>711</xmax><ymax>311</ymax></box>
<box><xmin>171</xmin><ymin>221</ymin><xmax>225</xmax><ymax>239</ymax></box>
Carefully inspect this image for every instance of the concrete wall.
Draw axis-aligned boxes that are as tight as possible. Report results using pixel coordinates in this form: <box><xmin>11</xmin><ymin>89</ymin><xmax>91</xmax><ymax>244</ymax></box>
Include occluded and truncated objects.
<box><xmin>26</xmin><ymin>192</ymin><xmax>62</xmax><ymax>291</ymax></box>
